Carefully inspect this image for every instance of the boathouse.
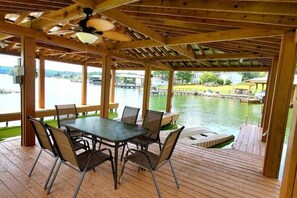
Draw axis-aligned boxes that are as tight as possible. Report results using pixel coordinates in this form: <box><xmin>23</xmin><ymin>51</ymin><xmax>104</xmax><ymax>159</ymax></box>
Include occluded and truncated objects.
<box><xmin>0</xmin><ymin>1</ymin><xmax>296</xmax><ymax>197</ymax></box>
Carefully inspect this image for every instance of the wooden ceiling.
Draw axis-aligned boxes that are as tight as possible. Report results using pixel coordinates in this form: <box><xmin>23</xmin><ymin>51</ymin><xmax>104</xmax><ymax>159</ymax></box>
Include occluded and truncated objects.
<box><xmin>0</xmin><ymin>0</ymin><xmax>296</xmax><ymax>71</ymax></box>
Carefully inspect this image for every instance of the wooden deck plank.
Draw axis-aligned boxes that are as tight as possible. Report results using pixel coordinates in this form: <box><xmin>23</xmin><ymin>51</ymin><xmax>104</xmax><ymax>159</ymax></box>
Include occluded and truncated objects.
<box><xmin>0</xmin><ymin>138</ymin><xmax>280</xmax><ymax>198</ymax></box>
<box><xmin>233</xmin><ymin>124</ymin><xmax>265</xmax><ymax>156</ymax></box>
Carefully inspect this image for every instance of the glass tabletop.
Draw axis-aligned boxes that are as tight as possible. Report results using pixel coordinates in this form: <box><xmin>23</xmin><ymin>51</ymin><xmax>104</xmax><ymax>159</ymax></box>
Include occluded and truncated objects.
<box><xmin>62</xmin><ymin>116</ymin><xmax>149</xmax><ymax>143</ymax></box>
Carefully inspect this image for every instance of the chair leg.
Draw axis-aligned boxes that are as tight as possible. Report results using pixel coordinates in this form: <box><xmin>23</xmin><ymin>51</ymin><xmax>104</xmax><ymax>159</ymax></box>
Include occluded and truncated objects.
<box><xmin>28</xmin><ymin>149</ymin><xmax>42</xmax><ymax>176</ymax></box>
<box><xmin>73</xmin><ymin>170</ymin><xmax>87</xmax><ymax>198</ymax></box>
<box><xmin>151</xmin><ymin>170</ymin><xmax>162</xmax><ymax>198</ymax></box>
<box><xmin>169</xmin><ymin>160</ymin><xmax>179</xmax><ymax>189</ymax></box>
<box><xmin>120</xmin><ymin>143</ymin><xmax>126</xmax><ymax>161</ymax></box>
<box><xmin>158</xmin><ymin>141</ymin><xmax>162</xmax><ymax>151</ymax></box>
<box><xmin>119</xmin><ymin>159</ymin><xmax>127</xmax><ymax>184</ymax></box>
<box><xmin>47</xmin><ymin>160</ymin><xmax>62</xmax><ymax>194</ymax></box>
<box><xmin>44</xmin><ymin>157</ymin><xmax>59</xmax><ymax>189</ymax></box>
<box><xmin>110</xmin><ymin>159</ymin><xmax>116</xmax><ymax>186</ymax></box>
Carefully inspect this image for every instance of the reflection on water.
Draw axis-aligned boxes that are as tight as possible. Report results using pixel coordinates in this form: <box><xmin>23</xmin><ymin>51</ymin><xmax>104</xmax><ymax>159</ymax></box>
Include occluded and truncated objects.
<box><xmin>0</xmin><ymin>74</ymin><xmax>263</xmax><ymax>137</ymax></box>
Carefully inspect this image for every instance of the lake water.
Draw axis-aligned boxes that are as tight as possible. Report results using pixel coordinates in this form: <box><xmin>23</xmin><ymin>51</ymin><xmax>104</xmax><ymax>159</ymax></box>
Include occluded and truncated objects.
<box><xmin>0</xmin><ymin>74</ymin><xmax>263</xmax><ymax>137</ymax></box>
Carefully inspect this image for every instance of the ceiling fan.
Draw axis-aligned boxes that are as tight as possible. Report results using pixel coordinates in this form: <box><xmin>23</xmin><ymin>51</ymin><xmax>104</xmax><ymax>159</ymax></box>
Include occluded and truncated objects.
<box><xmin>75</xmin><ymin>8</ymin><xmax>132</xmax><ymax>45</ymax></box>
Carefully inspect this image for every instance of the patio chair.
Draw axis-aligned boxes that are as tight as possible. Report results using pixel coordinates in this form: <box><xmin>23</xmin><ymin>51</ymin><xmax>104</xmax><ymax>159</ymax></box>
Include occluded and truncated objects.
<box><xmin>55</xmin><ymin>104</ymin><xmax>84</xmax><ymax>138</ymax></box>
<box><xmin>27</xmin><ymin>116</ymin><xmax>89</xmax><ymax>189</ymax></box>
<box><xmin>119</xmin><ymin>106</ymin><xmax>140</xmax><ymax>160</ymax></box>
<box><xmin>128</xmin><ymin>110</ymin><xmax>164</xmax><ymax>151</ymax></box>
<box><xmin>46</xmin><ymin>125</ymin><xmax>115</xmax><ymax>198</ymax></box>
<box><xmin>119</xmin><ymin>126</ymin><xmax>185</xmax><ymax>198</ymax></box>
<box><xmin>26</xmin><ymin>116</ymin><xmax>59</xmax><ymax>190</ymax></box>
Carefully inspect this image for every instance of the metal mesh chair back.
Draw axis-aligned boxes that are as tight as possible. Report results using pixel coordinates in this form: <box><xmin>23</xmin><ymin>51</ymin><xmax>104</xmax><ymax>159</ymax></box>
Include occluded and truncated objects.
<box><xmin>121</xmin><ymin>106</ymin><xmax>140</xmax><ymax>125</ymax></box>
<box><xmin>47</xmin><ymin>125</ymin><xmax>79</xmax><ymax>167</ymax></box>
<box><xmin>55</xmin><ymin>104</ymin><xmax>78</xmax><ymax>128</ymax></box>
<box><xmin>157</xmin><ymin>126</ymin><xmax>184</xmax><ymax>165</ymax></box>
<box><xmin>27</xmin><ymin>116</ymin><xmax>56</xmax><ymax>156</ymax></box>
<box><xmin>142</xmin><ymin>110</ymin><xmax>164</xmax><ymax>141</ymax></box>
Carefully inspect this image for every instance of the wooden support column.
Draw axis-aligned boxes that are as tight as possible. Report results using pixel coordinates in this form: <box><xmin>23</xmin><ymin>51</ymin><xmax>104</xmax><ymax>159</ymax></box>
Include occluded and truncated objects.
<box><xmin>281</xmin><ymin>100</ymin><xmax>297</xmax><ymax>197</ymax></box>
<box><xmin>21</xmin><ymin>37</ymin><xmax>36</xmax><ymax>146</ymax></box>
<box><xmin>81</xmin><ymin>62</ymin><xmax>87</xmax><ymax>105</ymax></box>
<box><xmin>100</xmin><ymin>55</ymin><xmax>111</xmax><ymax>118</ymax></box>
<box><xmin>166</xmin><ymin>70</ymin><xmax>174</xmax><ymax>113</ymax></box>
<box><xmin>142</xmin><ymin>64</ymin><xmax>151</xmax><ymax>117</ymax></box>
<box><xmin>261</xmin><ymin>58</ymin><xmax>278</xmax><ymax>142</ymax></box>
<box><xmin>110</xmin><ymin>69</ymin><xmax>116</xmax><ymax>103</ymax></box>
<box><xmin>263</xmin><ymin>31</ymin><xmax>297</xmax><ymax>178</ymax></box>
<box><xmin>38</xmin><ymin>55</ymin><xmax>45</xmax><ymax>109</ymax></box>
<box><xmin>280</xmin><ymin>29</ymin><xmax>297</xmax><ymax>198</ymax></box>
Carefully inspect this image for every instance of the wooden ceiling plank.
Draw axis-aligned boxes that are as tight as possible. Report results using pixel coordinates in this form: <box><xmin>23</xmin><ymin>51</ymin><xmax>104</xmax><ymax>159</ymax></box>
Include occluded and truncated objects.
<box><xmin>113</xmin><ymin>28</ymin><xmax>284</xmax><ymax>50</ymax></box>
<box><xmin>130</xmin><ymin>0</ymin><xmax>297</xmax><ymax>16</ymax></box>
<box><xmin>122</xmin><ymin>6</ymin><xmax>297</xmax><ymax>28</ymax></box>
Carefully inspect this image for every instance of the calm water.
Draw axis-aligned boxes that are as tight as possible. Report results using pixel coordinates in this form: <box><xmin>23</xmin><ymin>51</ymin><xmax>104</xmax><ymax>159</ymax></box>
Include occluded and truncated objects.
<box><xmin>0</xmin><ymin>74</ymin><xmax>263</xmax><ymax>137</ymax></box>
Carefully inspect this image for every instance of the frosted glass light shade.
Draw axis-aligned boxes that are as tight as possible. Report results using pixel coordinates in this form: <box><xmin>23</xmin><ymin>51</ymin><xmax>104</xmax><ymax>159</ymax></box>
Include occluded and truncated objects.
<box><xmin>76</xmin><ymin>32</ymin><xmax>98</xmax><ymax>44</ymax></box>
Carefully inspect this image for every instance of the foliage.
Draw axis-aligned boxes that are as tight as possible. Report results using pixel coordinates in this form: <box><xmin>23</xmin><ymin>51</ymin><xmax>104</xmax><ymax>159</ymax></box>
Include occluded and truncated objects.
<box><xmin>161</xmin><ymin>123</ymin><xmax>178</xmax><ymax>130</ymax></box>
<box><xmin>241</xmin><ymin>72</ymin><xmax>266</xmax><ymax>81</ymax></box>
<box><xmin>216</xmin><ymin>78</ymin><xmax>224</xmax><ymax>85</ymax></box>
<box><xmin>176</xmin><ymin>71</ymin><xmax>193</xmax><ymax>84</ymax></box>
<box><xmin>225</xmin><ymin>79</ymin><xmax>232</xmax><ymax>85</ymax></box>
<box><xmin>153</xmin><ymin>71</ymin><xmax>169</xmax><ymax>80</ymax></box>
<box><xmin>199</xmin><ymin>72</ymin><xmax>218</xmax><ymax>84</ymax></box>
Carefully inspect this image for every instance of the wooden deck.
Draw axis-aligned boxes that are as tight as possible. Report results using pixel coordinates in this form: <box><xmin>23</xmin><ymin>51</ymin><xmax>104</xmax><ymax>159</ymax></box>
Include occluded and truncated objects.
<box><xmin>233</xmin><ymin>124</ymin><xmax>266</xmax><ymax>156</ymax></box>
<box><xmin>0</xmin><ymin>138</ymin><xmax>279</xmax><ymax>198</ymax></box>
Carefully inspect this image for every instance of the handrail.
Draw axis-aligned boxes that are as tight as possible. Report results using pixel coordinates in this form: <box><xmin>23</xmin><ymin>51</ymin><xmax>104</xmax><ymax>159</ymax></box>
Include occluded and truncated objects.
<box><xmin>0</xmin><ymin>103</ymin><xmax>119</xmax><ymax>123</ymax></box>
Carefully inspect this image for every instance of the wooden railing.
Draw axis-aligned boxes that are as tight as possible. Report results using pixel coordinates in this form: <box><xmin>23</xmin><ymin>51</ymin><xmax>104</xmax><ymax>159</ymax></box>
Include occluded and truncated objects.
<box><xmin>0</xmin><ymin>103</ymin><xmax>119</xmax><ymax>123</ymax></box>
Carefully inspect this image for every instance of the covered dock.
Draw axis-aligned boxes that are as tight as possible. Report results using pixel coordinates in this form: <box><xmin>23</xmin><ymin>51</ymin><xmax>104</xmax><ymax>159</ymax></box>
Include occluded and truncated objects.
<box><xmin>0</xmin><ymin>0</ymin><xmax>296</xmax><ymax>197</ymax></box>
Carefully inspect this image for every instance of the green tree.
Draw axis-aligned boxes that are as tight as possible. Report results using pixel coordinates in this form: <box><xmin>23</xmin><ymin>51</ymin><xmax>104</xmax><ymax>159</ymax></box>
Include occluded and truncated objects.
<box><xmin>153</xmin><ymin>71</ymin><xmax>169</xmax><ymax>80</ymax></box>
<box><xmin>176</xmin><ymin>71</ymin><xmax>193</xmax><ymax>84</ymax></box>
<box><xmin>199</xmin><ymin>72</ymin><xmax>218</xmax><ymax>84</ymax></box>
<box><xmin>241</xmin><ymin>72</ymin><xmax>265</xmax><ymax>81</ymax></box>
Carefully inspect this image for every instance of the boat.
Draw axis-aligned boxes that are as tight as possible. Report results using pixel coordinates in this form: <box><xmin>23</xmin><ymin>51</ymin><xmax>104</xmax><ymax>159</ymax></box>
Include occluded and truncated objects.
<box><xmin>161</xmin><ymin>126</ymin><xmax>234</xmax><ymax>148</ymax></box>
<box><xmin>89</xmin><ymin>75</ymin><xmax>102</xmax><ymax>85</ymax></box>
<box><xmin>240</xmin><ymin>98</ymin><xmax>262</xmax><ymax>104</ymax></box>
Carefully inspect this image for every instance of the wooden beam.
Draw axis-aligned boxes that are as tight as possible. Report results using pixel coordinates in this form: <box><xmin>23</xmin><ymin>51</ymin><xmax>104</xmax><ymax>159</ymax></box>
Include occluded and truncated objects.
<box><xmin>280</xmin><ymin>101</ymin><xmax>297</xmax><ymax>197</ymax></box>
<box><xmin>110</xmin><ymin>69</ymin><xmax>116</xmax><ymax>103</ymax></box>
<box><xmin>174</xmin><ymin>66</ymin><xmax>270</xmax><ymax>72</ymax></box>
<box><xmin>0</xmin><ymin>13</ymin><xmax>29</xmax><ymax>41</ymax></box>
<box><xmin>101</xmin><ymin>8</ymin><xmax>166</xmax><ymax>44</ymax></box>
<box><xmin>143</xmin><ymin>52</ymin><xmax>272</xmax><ymax>62</ymax></box>
<box><xmin>38</xmin><ymin>55</ymin><xmax>45</xmax><ymax>109</ymax></box>
<box><xmin>263</xmin><ymin>31</ymin><xmax>297</xmax><ymax>178</ymax></box>
<box><xmin>262</xmin><ymin>57</ymin><xmax>278</xmax><ymax>141</ymax></box>
<box><xmin>142</xmin><ymin>64</ymin><xmax>151</xmax><ymax>117</ymax></box>
<box><xmin>113</xmin><ymin>28</ymin><xmax>284</xmax><ymax>50</ymax></box>
<box><xmin>166</xmin><ymin>70</ymin><xmax>174</xmax><ymax>113</ymax></box>
<box><xmin>81</xmin><ymin>62</ymin><xmax>87</xmax><ymax>105</ymax></box>
<box><xmin>21</xmin><ymin>37</ymin><xmax>36</xmax><ymax>146</ymax></box>
<box><xmin>100</xmin><ymin>55</ymin><xmax>111</xmax><ymax>118</ymax></box>
<box><xmin>131</xmin><ymin>0</ymin><xmax>297</xmax><ymax>16</ymax></box>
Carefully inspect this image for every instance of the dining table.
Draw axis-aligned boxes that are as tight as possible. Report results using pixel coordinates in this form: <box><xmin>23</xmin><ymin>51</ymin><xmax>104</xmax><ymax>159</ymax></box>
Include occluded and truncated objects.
<box><xmin>61</xmin><ymin>116</ymin><xmax>149</xmax><ymax>189</ymax></box>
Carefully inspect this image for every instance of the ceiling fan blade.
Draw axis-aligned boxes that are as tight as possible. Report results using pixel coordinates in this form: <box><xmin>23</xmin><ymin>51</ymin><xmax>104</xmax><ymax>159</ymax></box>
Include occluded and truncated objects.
<box><xmin>86</xmin><ymin>18</ymin><xmax>114</xmax><ymax>32</ymax></box>
<box><xmin>102</xmin><ymin>31</ymin><xmax>132</xmax><ymax>42</ymax></box>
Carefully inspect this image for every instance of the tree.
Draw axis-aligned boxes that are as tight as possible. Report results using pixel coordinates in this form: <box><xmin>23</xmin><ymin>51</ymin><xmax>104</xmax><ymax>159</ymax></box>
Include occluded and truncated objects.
<box><xmin>199</xmin><ymin>72</ymin><xmax>218</xmax><ymax>84</ymax></box>
<box><xmin>176</xmin><ymin>71</ymin><xmax>193</xmax><ymax>84</ymax></box>
<box><xmin>153</xmin><ymin>70</ymin><xmax>169</xmax><ymax>80</ymax></box>
<box><xmin>241</xmin><ymin>72</ymin><xmax>266</xmax><ymax>81</ymax></box>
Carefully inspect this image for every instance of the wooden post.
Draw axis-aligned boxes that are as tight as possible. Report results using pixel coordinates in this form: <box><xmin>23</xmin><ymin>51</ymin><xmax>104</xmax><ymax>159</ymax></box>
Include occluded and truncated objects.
<box><xmin>100</xmin><ymin>55</ymin><xmax>111</xmax><ymax>118</ymax></box>
<box><xmin>281</xmin><ymin>100</ymin><xmax>297</xmax><ymax>197</ymax></box>
<box><xmin>81</xmin><ymin>62</ymin><xmax>87</xmax><ymax>105</ymax></box>
<box><xmin>142</xmin><ymin>64</ymin><xmax>151</xmax><ymax>117</ymax></box>
<box><xmin>110</xmin><ymin>69</ymin><xmax>116</xmax><ymax>103</ymax></box>
<box><xmin>261</xmin><ymin>58</ymin><xmax>278</xmax><ymax>142</ymax></box>
<box><xmin>280</xmin><ymin>29</ymin><xmax>297</xmax><ymax>198</ymax></box>
<box><xmin>38</xmin><ymin>55</ymin><xmax>45</xmax><ymax>109</ymax></box>
<box><xmin>21</xmin><ymin>37</ymin><xmax>36</xmax><ymax>146</ymax></box>
<box><xmin>166</xmin><ymin>70</ymin><xmax>174</xmax><ymax>113</ymax></box>
<box><xmin>263</xmin><ymin>31</ymin><xmax>297</xmax><ymax>178</ymax></box>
